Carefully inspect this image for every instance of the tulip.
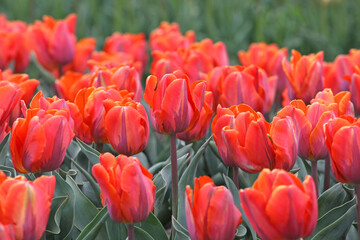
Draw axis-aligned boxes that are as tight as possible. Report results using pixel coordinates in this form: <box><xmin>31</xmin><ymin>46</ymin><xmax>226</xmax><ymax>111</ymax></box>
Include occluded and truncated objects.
<box><xmin>211</xmin><ymin>104</ymin><xmax>297</xmax><ymax>173</ymax></box>
<box><xmin>185</xmin><ymin>176</ymin><xmax>242</xmax><ymax>240</ymax></box>
<box><xmin>143</xmin><ymin>70</ymin><xmax>205</xmax><ymax>134</ymax></box>
<box><xmin>28</xmin><ymin>14</ymin><xmax>76</xmax><ymax>72</ymax></box>
<box><xmin>0</xmin><ymin>81</ymin><xmax>23</xmax><ymax>127</ymax></box>
<box><xmin>104</xmin><ymin>97</ymin><xmax>149</xmax><ymax>156</ymax></box>
<box><xmin>92</xmin><ymin>153</ymin><xmax>156</xmax><ymax>223</ymax></box>
<box><xmin>218</xmin><ymin>65</ymin><xmax>277</xmax><ymax>115</ymax></box>
<box><xmin>62</xmin><ymin>37</ymin><xmax>96</xmax><ymax>74</ymax></box>
<box><xmin>0</xmin><ymin>14</ymin><xmax>30</xmax><ymax>73</ymax></box>
<box><xmin>176</xmin><ymin>91</ymin><xmax>213</xmax><ymax>142</ymax></box>
<box><xmin>104</xmin><ymin>32</ymin><xmax>148</xmax><ymax>74</ymax></box>
<box><xmin>150</xmin><ymin>50</ymin><xmax>184</xmax><ymax>80</ymax></box>
<box><xmin>282</xmin><ymin>50</ymin><xmax>324</xmax><ymax>104</ymax></box>
<box><xmin>323</xmin><ymin>55</ymin><xmax>353</xmax><ymax>94</ymax></box>
<box><xmin>239</xmin><ymin>169</ymin><xmax>318</xmax><ymax>240</ymax></box>
<box><xmin>55</xmin><ymin>71</ymin><xmax>90</xmax><ymax>102</ymax></box>
<box><xmin>346</xmin><ymin>66</ymin><xmax>360</xmax><ymax>115</ymax></box>
<box><xmin>90</xmin><ymin>65</ymin><xmax>143</xmax><ymax>102</ymax></box>
<box><xmin>238</xmin><ymin>42</ymin><xmax>288</xmax><ymax>93</ymax></box>
<box><xmin>0</xmin><ymin>223</ymin><xmax>15</xmax><ymax>240</ymax></box>
<box><xmin>70</xmin><ymin>86</ymin><xmax>130</xmax><ymax>144</ymax></box>
<box><xmin>10</xmin><ymin>92</ymin><xmax>74</xmax><ymax>173</ymax></box>
<box><xmin>0</xmin><ymin>171</ymin><xmax>56</xmax><ymax>240</ymax></box>
<box><xmin>150</xmin><ymin>22</ymin><xmax>195</xmax><ymax>52</ymax></box>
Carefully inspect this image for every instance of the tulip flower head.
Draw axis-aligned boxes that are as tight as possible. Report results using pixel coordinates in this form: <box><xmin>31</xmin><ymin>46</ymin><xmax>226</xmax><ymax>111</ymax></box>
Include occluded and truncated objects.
<box><xmin>211</xmin><ymin>104</ymin><xmax>298</xmax><ymax>173</ymax></box>
<box><xmin>185</xmin><ymin>176</ymin><xmax>242</xmax><ymax>240</ymax></box>
<box><xmin>92</xmin><ymin>153</ymin><xmax>156</xmax><ymax>223</ymax></box>
<box><xmin>239</xmin><ymin>169</ymin><xmax>318</xmax><ymax>240</ymax></box>
<box><xmin>0</xmin><ymin>171</ymin><xmax>56</xmax><ymax>240</ymax></box>
<box><xmin>143</xmin><ymin>70</ymin><xmax>205</xmax><ymax>134</ymax></box>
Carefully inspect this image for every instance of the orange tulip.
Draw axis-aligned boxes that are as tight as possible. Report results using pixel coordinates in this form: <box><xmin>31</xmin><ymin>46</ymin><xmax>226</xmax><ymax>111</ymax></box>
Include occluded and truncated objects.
<box><xmin>92</xmin><ymin>153</ymin><xmax>156</xmax><ymax>223</ymax></box>
<box><xmin>238</xmin><ymin>42</ymin><xmax>288</xmax><ymax>92</ymax></box>
<box><xmin>10</xmin><ymin>92</ymin><xmax>74</xmax><ymax>173</ymax></box>
<box><xmin>211</xmin><ymin>104</ymin><xmax>297</xmax><ymax>173</ymax></box>
<box><xmin>104</xmin><ymin>32</ymin><xmax>148</xmax><ymax>74</ymax></box>
<box><xmin>0</xmin><ymin>14</ymin><xmax>30</xmax><ymax>73</ymax></box>
<box><xmin>176</xmin><ymin>91</ymin><xmax>213</xmax><ymax>142</ymax></box>
<box><xmin>0</xmin><ymin>171</ymin><xmax>56</xmax><ymax>240</ymax></box>
<box><xmin>282</xmin><ymin>50</ymin><xmax>324</xmax><ymax>103</ymax></box>
<box><xmin>0</xmin><ymin>81</ymin><xmax>23</xmax><ymax>127</ymax></box>
<box><xmin>150</xmin><ymin>22</ymin><xmax>195</xmax><ymax>52</ymax></box>
<box><xmin>240</xmin><ymin>169</ymin><xmax>318</xmax><ymax>240</ymax></box>
<box><xmin>55</xmin><ymin>71</ymin><xmax>90</xmax><ymax>102</ymax></box>
<box><xmin>103</xmin><ymin>97</ymin><xmax>149</xmax><ymax>156</ymax></box>
<box><xmin>323</xmin><ymin>55</ymin><xmax>353</xmax><ymax>94</ymax></box>
<box><xmin>277</xmin><ymin>89</ymin><xmax>354</xmax><ymax>161</ymax></box>
<box><xmin>90</xmin><ymin>65</ymin><xmax>143</xmax><ymax>102</ymax></box>
<box><xmin>325</xmin><ymin>116</ymin><xmax>360</xmax><ymax>184</ymax></box>
<box><xmin>150</xmin><ymin>50</ymin><xmax>184</xmax><ymax>80</ymax></box>
<box><xmin>217</xmin><ymin>65</ymin><xmax>277</xmax><ymax>114</ymax></box>
<box><xmin>28</xmin><ymin>14</ymin><xmax>76</xmax><ymax>71</ymax></box>
<box><xmin>185</xmin><ymin>176</ymin><xmax>242</xmax><ymax>240</ymax></box>
<box><xmin>143</xmin><ymin>70</ymin><xmax>205</xmax><ymax>134</ymax></box>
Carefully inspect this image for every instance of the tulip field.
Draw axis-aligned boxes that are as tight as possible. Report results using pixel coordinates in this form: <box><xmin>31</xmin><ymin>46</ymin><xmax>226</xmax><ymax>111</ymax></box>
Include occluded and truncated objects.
<box><xmin>1</xmin><ymin>1</ymin><xmax>360</xmax><ymax>240</ymax></box>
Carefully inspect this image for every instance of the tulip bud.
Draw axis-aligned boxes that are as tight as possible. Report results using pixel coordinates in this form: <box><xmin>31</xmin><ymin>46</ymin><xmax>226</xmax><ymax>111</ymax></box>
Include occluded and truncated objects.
<box><xmin>240</xmin><ymin>169</ymin><xmax>318</xmax><ymax>240</ymax></box>
<box><xmin>92</xmin><ymin>153</ymin><xmax>156</xmax><ymax>223</ymax></box>
<box><xmin>185</xmin><ymin>176</ymin><xmax>242</xmax><ymax>240</ymax></box>
<box><xmin>0</xmin><ymin>171</ymin><xmax>56</xmax><ymax>240</ymax></box>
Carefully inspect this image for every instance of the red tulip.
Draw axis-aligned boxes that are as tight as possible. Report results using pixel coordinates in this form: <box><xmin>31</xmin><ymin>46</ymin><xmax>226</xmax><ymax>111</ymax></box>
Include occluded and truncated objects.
<box><xmin>282</xmin><ymin>50</ymin><xmax>324</xmax><ymax>103</ymax></box>
<box><xmin>239</xmin><ymin>169</ymin><xmax>318</xmax><ymax>240</ymax></box>
<box><xmin>10</xmin><ymin>92</ymin><xmax>74</xmax><ymax>173</ymax></box>
<box><xmin>28</xmin><ymin>14</ymin><xmax>76</xmax><ymax>71</ymax></box>
<box><xmin>62</xmin><ymin>37</ymin><xmax>96</xmax><ymax>74</ymax></box>
<box><xmin>323</xmin><ymin>55</ymin><xmax>353</xmax><ymax>94</ymax></box>
<box><xmin>238</xmin><ymin>42</ymin><xmax>288</xmax><ymax>92</ymax></box>
<box><xmin>176</xmin><ymin>91</ymin><xmax>213</xmax><ymax>142</ymax></box>
<box><xmin>346</xmin><ymin>66</ymin><xmax>360</xmax><ymax>115</ymax></box>
<box><xmin>0</xmin><ymin>223</ymin><xmax>15</xmax><ymax>240</ymax></box>
<box><xmin>277</xmin><ymin>89</ymin><xmax>354</xmax><ymax>161</ymax></box>
<box><xmin>0</xmin><ymin>81</ymin><xmax>23</xmax><ymax>127</ymax></box>
<box><xmin>90</xmin><ymin>65</ymin><xmax>143</xmax><ymax>102</ymax></box>
<box><xmin>103</xmin><ymin>97</ymin><xmax>149</xmax><ymax>156</ymax></box>
<box><xmin>218</xmin><ymin>65</ymin><xmax>277</xmax><ymax>114</ymax></box>
<box><xmin>150</xmin><ymin>22</ymin><xmax>195</xmax><ymax>52</ymax></box>
<box><xmin>143</xmin><ymin>70</ymin><xmax>205</xmax><ymax>134</ymax></box>
<box><xmin>55</xmin><ymin>71</ymin><xmax>90</xmax><ymax>102</ymax></box>
<box><xmin>0</xmin><ymin>171</ymin><xmax>56</xmax><ymax>240</ymax></box>
<box><xmin>211</xmin><ymin>104</ymin><xmax>297</xmax><ymax>173</ymax></box>
<box><xmin>325</xmin><ymin>116</ymin><xmax>360</xmax><ymax>184</ymax></box>
<box><xmin>0</xmin><ymin>14</ymin><xmax>30</xmax><ymax>73</ymax></box>
<box><xmin>92</xmin><ymin>153</ymin><xmax>156</xmax><ymax>223</ymax></box>
<box><xmin>104</xmin><ymin>32</ymin><xmax>148</xmax><ymax>74</ymax></box>
<box><xmin>185</xmin><ymin>176</ymin><xmax>242</xmax><ymax>240</ymax></box>
<box><xmin>150</xmin><ymin>50</ymin><xmax>184</xmax><ymax>80</ymax></box>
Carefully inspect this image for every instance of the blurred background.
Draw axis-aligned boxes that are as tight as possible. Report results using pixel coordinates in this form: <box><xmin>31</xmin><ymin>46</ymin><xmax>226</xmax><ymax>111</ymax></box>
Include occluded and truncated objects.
<box><xmin>1</xmin><ymin>0</ymin><xmax>359</xmax><ymax>63</ymax></box>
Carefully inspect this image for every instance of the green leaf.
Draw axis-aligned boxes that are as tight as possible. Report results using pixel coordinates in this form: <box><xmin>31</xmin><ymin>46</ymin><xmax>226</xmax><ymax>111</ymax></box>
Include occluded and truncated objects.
<box><xmin>76</xmin><ymin>138</ymin><xmax>100</xmax><ymax>165</ymax></box>
<box><xmin>53</xmin><ymin>171</ymin><xmax>75</xmax><ymax>240</ymax></box>
<box><xmin>46</xmin><ymin>196</ymin><xmax>69</xmax><ymax>234</ymax></box>
<box><xmin>172</xmin><ymin>216</ymin><xmax>190</xmax><ymax>240</ymax></box>
<box><xmin>136</xmin><ymin>212</ymin><xmax>168</xmax><ymax>240</ymax></box>
<box><xmin>76</xmin><ymin>206</ymin><xmax>109</xmax><ymax>240</ymax></box>
<box><xmin>0</xmin><ymin>165</ymin><xmax>16</xmax><ymax>177</ymax></box>
<box><xmin>177</xmin><ymin>136</ymin><xmax>211</xmax><ymax>226</ymax></box>
<box><xmin>310</xmin><ymin>204</ymin><xmax>357</xmax><ymax>240</ymax></box>
<box><xmin>0</xmin><ymin>132</ymin><xmax>11</xmax><ymax>166</ymax></box>
<box><xmin>223</xmin><ymin>175</ymin><xmax>257</xmax><ymax>240</ymax></box>
<box><xmin>106</xmin><ymin>218</ymin><xmax>127</xmax><ymax>240</ymax></box>
<box><xmin>133</xmin><ymin>226</ymin><xmax>155</xmax><ymax>240</ymax></box>
<box><xmin>317</xmin><ymin>183</ymin><xmax>353</xmax><ymax>219</ymax></box>
<box><xmin>234</xmin><ymin>225</ymin><xmax>247</xmax><ymax>239</ymax></box>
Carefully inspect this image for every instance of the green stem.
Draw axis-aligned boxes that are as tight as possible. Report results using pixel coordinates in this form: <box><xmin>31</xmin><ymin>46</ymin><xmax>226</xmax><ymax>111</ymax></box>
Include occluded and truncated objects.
<box><xmin>127</xmin><ymin>224</ymin><xmax>135</xmax><ymax>240</ymax></box>
<box><xmin>355</xmin><ymin>185</ymin><xmax>360</xmax><ymax>240</ymax></box>
<box><xmin>311</xmin><ymin>161</ymin><xmax>319</xmax><ymax>197</ymax></box>
<box><xmin>170</xmin><ymin>134</ymin><xmax>178</xmax><ymax>239</ymax></box>
<box><xmin>323</xmin><ymin>156</ymin><xmax>331</xmax><ymax>192</ymax></box>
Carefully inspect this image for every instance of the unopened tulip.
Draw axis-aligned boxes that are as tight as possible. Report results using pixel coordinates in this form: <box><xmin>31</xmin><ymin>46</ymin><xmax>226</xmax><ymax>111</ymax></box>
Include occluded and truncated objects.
<box><xmin>10</xmin><ymin>92</ymin><xmax>74</xmax><ymax>173</ymax></box>
<box><xmin>185</xmin><ymin>176</ymin><xmax>242</xmax><ymax>240</ymax></box>
<box><xmin>240</xmin><ymin>169</ymin><xmax>318</xmax><ymax>240</ymax></box>
<box><xmin>92</xmin><ymin>153</ymin><xmax>156</xmax><ymax>223</ymax></box>
<box><xmin>211</xmin><ymin>104</ymin><xmax>297</xmax><ymax>173</ymax></box>
<box><xmin>143</xmin><ymin>70</ymin><xmax>205</xmax><ymax>134</ymax></box>
<box><xmin>104</xmin><ymin>97</ymin><xmax>149</xmax><ymax>156</ymax></box>
<box><xmin>0</xmin><ymin>81</ymin><xmax>22</xmax><ymax>127</ymax></box>
<box><xmin>0</xmin><ymin>171</ymin><xmax>56</xmax><ymax>240</ymax></box>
